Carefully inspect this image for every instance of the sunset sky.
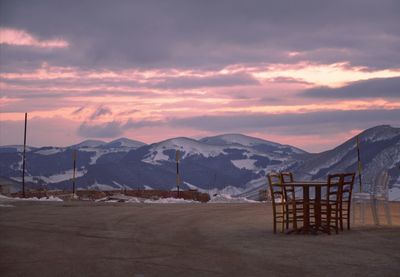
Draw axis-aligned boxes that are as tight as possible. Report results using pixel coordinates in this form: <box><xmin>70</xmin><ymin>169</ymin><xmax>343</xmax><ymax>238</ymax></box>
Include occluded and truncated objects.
<box><xmin>1</xmin><ymin>0</ymin><xmax>399</xmax><ymax>152</ymax></box>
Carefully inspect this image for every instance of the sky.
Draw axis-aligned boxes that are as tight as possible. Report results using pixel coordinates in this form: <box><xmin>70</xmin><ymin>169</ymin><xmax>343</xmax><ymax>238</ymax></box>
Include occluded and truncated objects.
<box><xmin>0</xmin><ymin>0</ymin><xmax>399</xmax><ymax>153</ymax></box>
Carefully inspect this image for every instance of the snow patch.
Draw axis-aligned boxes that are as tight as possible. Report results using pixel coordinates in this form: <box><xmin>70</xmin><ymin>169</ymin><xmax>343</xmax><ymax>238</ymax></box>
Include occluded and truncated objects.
<box><xmin>231</xmin><ymin>159</ymin><xmax>258</xmax><ymax>171</ymax></box>
<box><xmin>209</xmin><ymin>194</ymin><xmax>258</xmax><ymax>203</ymax></box>
<box><xmin>142</xmin><ymin>137</ymin><xmax>226</xmax><ymax>165</ymax></box>
<box><xmin>35</xmin><ymin>148</ymin><xmax>65</xmax><ymax>155</ymax></box>
<box><xmin>144</xmin><ymin>197</ymin><xmax>200</xmax><ymax>204</ymax></box>
<box><xmin>88</xmin><ymin>181</ymin><xmax>115</xmax><ymax>191</ymax></box>
<box><xmin>41</xmin><ymin>169</ymin><xmax>87</xmax><ymax>183</ymax></box>
<box><xmin>15</xmin><ymin>196</ymin><xmax>63</xmax><ymax>202</ymax></box>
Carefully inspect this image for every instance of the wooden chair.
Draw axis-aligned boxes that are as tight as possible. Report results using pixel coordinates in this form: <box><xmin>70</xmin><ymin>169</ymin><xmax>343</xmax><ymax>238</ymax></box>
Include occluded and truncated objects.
<box><xmin>339</xmin><ymin>173</ymin><xmax>355</xmax><ymax>231</ymax></box>
<box><xmin>280</xmin><ymin>172</ymin><xmax>304</xmax><ymax>230</ymax></box>
<box><xmin>320</xmin><ymin>174</ymin><xmax>342</xmax><ymax>234</ymax></box>
<box><xmin>267</xmin><ymin>172</ymin><xmax>285</xmax><ymax>233</ymax></box>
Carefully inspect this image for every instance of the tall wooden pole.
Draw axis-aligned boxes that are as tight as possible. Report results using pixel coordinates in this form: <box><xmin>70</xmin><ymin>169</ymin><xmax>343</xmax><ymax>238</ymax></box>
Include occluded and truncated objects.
<box><xmin>72</xmin><ymin>150</ymin><xmax>77</xmax><ymax>194</ymax></box>
<box><xmin>22</xmin><ymin>113</ymin><xmax>27</xmax><ymax>198</ymax></box>
<box><xmin>176</xmin><ymin>150</ymin><xmax>180</xmax><ymax>198</ymax></box>
<box><xmin>356</xmin><ymin>135</ymin><xmax>363</xmax><ymax>192</ymax></box>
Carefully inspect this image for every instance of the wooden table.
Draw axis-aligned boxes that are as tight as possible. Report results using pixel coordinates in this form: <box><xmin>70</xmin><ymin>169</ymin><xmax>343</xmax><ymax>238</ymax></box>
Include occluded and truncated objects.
<box><xmin>283</xmin><ymin>181</ymin><xmax>327</xmax><ymax>234</ymax></box>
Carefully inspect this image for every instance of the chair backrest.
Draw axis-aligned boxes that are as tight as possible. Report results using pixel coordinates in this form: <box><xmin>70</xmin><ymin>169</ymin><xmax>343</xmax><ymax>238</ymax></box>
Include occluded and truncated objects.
<box><xmin>281</xmin><ymin>172</ymin><xmax>294</xmax><ymax>183</ymax></box>
<box><xmin>373</xmin><ymin>171</ymin><xmax>390</xmax><ymax>200</ymax></box>
<box><xmin>280</xmin><ymin>171</ymin><xmax>296</xmax><ymax>200</ymax></box>
<box><xmin>326</xmin><ymin>174</ymin><xmax>342</xmax><ymax>202</ymax></box>
<box><xmin>341</xmin><ymin>172</ymin><xmax>355</xmax><ymax>202</ymax></box>
<box><xmin>267</xmin><ymin>172</ymin><xmax>284</xmax><ymax>205</ymax></box>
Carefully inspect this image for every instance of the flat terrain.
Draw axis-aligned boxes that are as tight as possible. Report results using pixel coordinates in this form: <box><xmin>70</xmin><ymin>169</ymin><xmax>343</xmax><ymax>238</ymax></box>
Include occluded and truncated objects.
<box><xmin>1</xmin><ymin>200</ymin><xmax>400</xmax><ymax>277</ymax></box>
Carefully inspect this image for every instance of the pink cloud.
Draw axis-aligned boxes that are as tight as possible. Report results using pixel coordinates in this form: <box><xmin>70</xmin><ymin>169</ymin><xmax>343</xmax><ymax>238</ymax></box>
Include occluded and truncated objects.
<box><xmin>0</xmin><ymin>28</ymin><xmax>69</xmax><ymax>48</ymax></box>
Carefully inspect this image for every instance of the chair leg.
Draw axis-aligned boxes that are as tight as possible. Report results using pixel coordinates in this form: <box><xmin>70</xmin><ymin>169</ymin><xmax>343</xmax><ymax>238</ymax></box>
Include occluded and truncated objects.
<box><xmin>384</xmin><ymin>201</ymin><xmax>392</xmax><ymax>225</ymax></box>
<box><xmin>361</xmin><ymin>201</ymin><xmax>365</xmax><ymax>224</ymax></box>
<box><xmin>347</xmin><ymin>205</ymin><xmax>351</xmax><ymax>230</ymax></box>
<box><xmin>352</xmin><ymin>201</ymin><xmax>356</xmax><ymax>226</ymax></box>
<box><xmin>273</xmin><ymin>216</ymin><xmax>277</xmax><ymax>234</ymax></box>
<box><xmin>285</xmin><ymin>204</ymin><xmax>289</xmax><ymax>229</ymax></box>
<box><xmin>327</xmin><ymin>207</ymin><xmax>331</xmax><ymax>235</ymax></box>
<box><xmin>292</xmin><ymin>201</ymin><xmax>298</xmax><ymax>230</ymax></box>
<box><xmin>335</xmin><ymin>216</ymin><xmax>339</xmax><ymax>234</ymax></box>
<box><xmin>371</xmin><ymin>199</ymin><xmax>379</xmax><ymax>225</ymax></box>
<box><xmin>339</xmin><ymin>208</ymin><xmax>343</xmax><ymax>231</ymax></box>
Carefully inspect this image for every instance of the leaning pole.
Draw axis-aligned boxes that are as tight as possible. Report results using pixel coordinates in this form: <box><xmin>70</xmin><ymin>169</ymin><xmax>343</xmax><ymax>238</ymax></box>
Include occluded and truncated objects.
<box><xmin>176</xmin><ymin>150</ymin><xmax>180</xmax><ymax>198</ymax></box>
<box><xmin>22</xmin><ymin>113</ymin><xmax>27</xmax><ymax>198</ymax></box>
<box><xmin>356</xmin><ymin>135</ymin><xmax>363</xmax><ymax>192</ymax></box>
<box><xmin>72</xmin><ymin>150</ymin><xmax>77</xmax><ymax>195</ymax></box>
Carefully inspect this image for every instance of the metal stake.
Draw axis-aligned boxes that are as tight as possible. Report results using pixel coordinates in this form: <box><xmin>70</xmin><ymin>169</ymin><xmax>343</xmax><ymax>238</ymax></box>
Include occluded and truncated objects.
<box><xmin>356</xmin><ymin>135</ymin><xmax>363</xmax><ymax>192</ymax></box>
<box><xmin>72</xmin><ymin>150</ymin><xmax>77</xmax><ymax>194</ymax></box>
<box><xmin>176</xmin><ymin>150</ymin><xmax>180</xmax><ymax>198</ymax></box>
<box><xmin>22</xmin><ymin>113</ymin><xmax>27</xmax><ymax>198</ymax></box>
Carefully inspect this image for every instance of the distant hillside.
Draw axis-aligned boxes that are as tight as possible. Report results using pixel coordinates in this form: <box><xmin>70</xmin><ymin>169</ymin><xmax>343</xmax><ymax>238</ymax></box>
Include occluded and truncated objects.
<box><xmin>0</xmin><ymin>126</ymin><xmax>399</xmax><ymax>200</ymax></box>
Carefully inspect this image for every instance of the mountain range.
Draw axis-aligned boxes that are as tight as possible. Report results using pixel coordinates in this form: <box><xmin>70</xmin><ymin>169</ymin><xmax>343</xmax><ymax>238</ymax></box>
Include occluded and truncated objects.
<box><xmin>0</xmin><ymin>125</ymin><xmax>399</xmax><ymax>200</ymax></box>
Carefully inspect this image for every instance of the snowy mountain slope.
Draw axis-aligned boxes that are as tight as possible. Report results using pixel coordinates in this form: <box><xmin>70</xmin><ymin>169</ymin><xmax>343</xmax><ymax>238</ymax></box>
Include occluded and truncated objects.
<box><xmin>0</xmin><ymin>126</ymin><xmax>398</xmax><ymax>198</ymax></box>
<box><xmin>200</xmin><ymin>134</ymin><xmax>306</xmax><ymax>155</ymax></box>
<box><xmin>292</xmin><ymin>125</ymin><xmax>400</xmax><ymax>182</ymax></box>
<box><xmin>70</xmin><ymin>140</ymin><xmax>106</xmax><ymax>148</ymax></box>
<box><xmin>142</xmin><ymin>137</ymin><xmax>228</xmax><ymax>165</ymax></box>
<box><xmin>103</xmin><ymin>138</ymin><xmax>146</xmax><ymax>149</ymax></box>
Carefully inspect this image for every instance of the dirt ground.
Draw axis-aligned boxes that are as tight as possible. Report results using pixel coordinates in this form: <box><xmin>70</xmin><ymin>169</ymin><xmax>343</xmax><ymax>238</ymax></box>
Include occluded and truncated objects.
<box><xmin>1</xmin><ymin>199</ymin><xmax>399</xmax><ymax>277</ymax></box>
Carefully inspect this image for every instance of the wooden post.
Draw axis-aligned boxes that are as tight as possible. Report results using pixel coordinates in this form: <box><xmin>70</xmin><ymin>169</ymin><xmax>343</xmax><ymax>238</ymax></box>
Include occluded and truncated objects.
<box><xmin>356</xmin><ymin>135</ymin><xmax>363</xmax><ymax>192</ymax></box>
<box><xmin>72</xmin><ymin>150</ymin><xmax>77</xmax><ymax>194</ymax></box>
<box><xmin>176</xmin><ymin>150</ymin><xmax>180</xmax><ymax>198</ymax></box>
<box><xmin>22</xmin><ymin>113</ymin><xmax>27</xmax><ymax>198</ymax></box>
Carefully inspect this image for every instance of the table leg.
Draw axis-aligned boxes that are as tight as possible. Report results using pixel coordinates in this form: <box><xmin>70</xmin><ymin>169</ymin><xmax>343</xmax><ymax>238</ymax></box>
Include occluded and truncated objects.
<box><xmin>315</xmin><ymin>186</ymin><xmax>321</xmax><ymax>231</ymax></box>
<box><xmin>303</xmin><ymin>185</ymin><xmax>310</xmax><ymax>233</ymax></box>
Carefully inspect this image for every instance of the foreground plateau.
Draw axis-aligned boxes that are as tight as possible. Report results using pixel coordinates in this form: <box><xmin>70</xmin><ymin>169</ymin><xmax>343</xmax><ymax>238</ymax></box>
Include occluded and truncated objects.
<box><xmin>1</xmin><ymin>200</ymin><xmax>400</xmax><ymax>277</ymax></box>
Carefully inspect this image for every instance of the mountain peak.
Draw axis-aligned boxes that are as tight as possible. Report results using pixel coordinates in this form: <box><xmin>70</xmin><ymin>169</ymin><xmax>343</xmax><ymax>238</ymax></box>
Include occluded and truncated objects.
<box><xmin>200</xmin><ymin>133</ymin><xmax>279</xmax><ymax>147</ymax></box>
<box><xmin>71</xmin><ymin>139</ymin><xmax>106</xmax><ymax>148</ymax></box>
<box><xmin>359</xmin><ymin>125</ymin><xmax>400</xmax><ymax>143</ymax></box>
<box><xmin>106</xmin><ymin>137</ymin><xmax>146</xmax><ymax>148</ymax></box>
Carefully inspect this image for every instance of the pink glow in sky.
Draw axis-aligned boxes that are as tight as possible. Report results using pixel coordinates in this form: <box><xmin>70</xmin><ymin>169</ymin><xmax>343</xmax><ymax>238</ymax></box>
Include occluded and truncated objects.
<box><xmin>1</xmin><ymin>1</ymin><xmax>400</xmax><ymax>152</ymax></box>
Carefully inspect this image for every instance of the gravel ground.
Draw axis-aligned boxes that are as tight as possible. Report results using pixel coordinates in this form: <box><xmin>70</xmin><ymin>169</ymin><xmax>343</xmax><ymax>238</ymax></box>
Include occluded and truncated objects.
<box><xmin>1</xmin><ymin>199</ymin><xmax>400</xmax><ymax>277</ymax></box>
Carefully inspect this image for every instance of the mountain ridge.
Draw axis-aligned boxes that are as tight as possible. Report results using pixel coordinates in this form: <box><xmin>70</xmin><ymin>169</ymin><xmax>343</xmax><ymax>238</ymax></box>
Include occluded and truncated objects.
<box><xmin>0</xmin><ymin>125</ymin><xmax>399</xmax><ymax>200</ymax></box>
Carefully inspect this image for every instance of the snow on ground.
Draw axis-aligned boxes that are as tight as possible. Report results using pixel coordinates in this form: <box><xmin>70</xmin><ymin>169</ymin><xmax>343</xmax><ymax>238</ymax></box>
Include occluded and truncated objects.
<box><xmin>41</xmin><ymin>169</ymin><xmax>87</xmax><ymax>183</ymax></box>
<box><xmin>88</xmin><ymin>181</ymin><xmax>116</xmax><ymax>191</ymax></box>
<box><xmin>182</xmin><ymin>182</ymin><xmax>244</xmax><ymax>196</ymax></box>
<box><xmin>144</xmin><ymin>185</ymin><xmax>154</xmax><ymax>190</ymax></box>
<box><xmin>11</xmin><ymin>169</ymin><xmax>87</xmax><ymax>184</ymax></box>
<box><xmin>96</xmin><ymin>194</ymin><xmax>142</xmax><ymax>203</ymax></box>
<box><xmin>35</xmin><ymin>148</ymin><xmax>65</xmax><ymax>155</ymax></box>
<box><xmin>231</xmin><ymin>159</ymin><xmax>258</xmax><ymax>171</ymax></box>
<box><xmin>79</xmin><ymin>148</ymin><xmax>132</xmax><ymax>165</ymax></box>
<box><xmin>144</xmin><ymin>197</ymin><xmax>200</xmax><ymax>204</ymax></box>
<box><xmin>209</xmin><ymin>194</ymin><xmax>258</xmax><ymax>203</ymax></box>
<box><xmin>112</xmin><ymin>181</ymin><xmax>131</xmax><ymax>190</ymax></box>
<box><xmin>19</xmin><ymin>196</ymin><xmax>63</xmax><ymax>202</ymax></box>
<box><xmin>10</xmin><ymin>176</ymin><xmax>36</xmax><ymax>183</ymax></box>
<box><xmin>142</xmin><ymin>137</ymin><xmax>227</xmax><ymax>165</ymax></box>
<box><xmin>0</xmin><ymin>194</ymin><xmax>63</xmax><ymax>202</ymax></box>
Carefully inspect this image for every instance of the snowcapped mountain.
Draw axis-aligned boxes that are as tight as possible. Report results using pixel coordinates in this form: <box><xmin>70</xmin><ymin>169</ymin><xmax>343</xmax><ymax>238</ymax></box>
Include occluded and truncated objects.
<box><xmin>238</xmin><ymin>125</ymin><xmax>400</xmax><ymax>199</ymax></box>
<box><xmin>71</xmin><ymin>140</ymin><xmax>106</xmax><ymax>148</ymax></box>
<box><xmin>200</xmin><ymin>134</ymin><xmax>306</xmax><ymax>155</ymax></box>
<box><xmin>142</xmin><ymin>137</ymin><xmax>228</xmax><ymax>165</ymax></box>
<box><xmin>292</xmin><ymin>125</ymin><xmax>400</xmax><ymax>183</ymax></box>
<box><xmin>104</xmin><ymin>138</ymin><xmax>146</xmax><ymax>149</ymax></box>
<box><xmin>0</xmin><ymin>126</ymin><xmax>399</xmax><ymax>200</ymax></box>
